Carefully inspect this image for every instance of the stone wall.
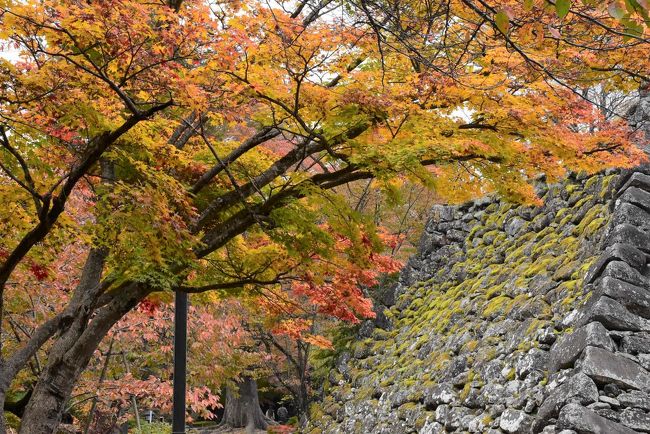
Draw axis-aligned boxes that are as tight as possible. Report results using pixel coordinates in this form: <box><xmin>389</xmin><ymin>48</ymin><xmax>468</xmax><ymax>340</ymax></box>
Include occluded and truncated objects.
<box><xmin>538</xmin><ymin>168</ymin><xmax>650</xmax><ymax>433</ymax></box>
<box><xmin>307</xmin><ymin>167</ymin><xmax>650</xmax><ymax>433</ymax></box>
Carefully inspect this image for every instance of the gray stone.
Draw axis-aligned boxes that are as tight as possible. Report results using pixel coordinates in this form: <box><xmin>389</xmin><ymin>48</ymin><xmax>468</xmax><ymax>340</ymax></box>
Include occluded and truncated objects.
<box><xmin>607</xmin><ymin>244</ymin><xmax>647</xmax><ymax>271</ymax></box>
<box><xmin>429</xmin><ymin>204</ymin><xmax>458</xmax><ymax>223</ymax></box>
<box><xmin>589</xmin><ymin>402</ymin><xmax>612</xmax><ymax>410</ymax></box>
<box><xmin>336</xmin><ymin>351</ymin><xmax>352</xmax><ymax>380</ymax></box>
<box><xmin>618</xmin><ymin>185</ymin><xmax>650</xmax><ymax>214</ymax></box>
<box><xmin>549</xmin><ymin>322</ymin><xmax>615</xmax><ymax>372</ymax></box>
<box><xmin>596</xmin><ymin>277</ymin><xmax>650</xmax><ymax>319</ymax></box>
<box><xmin>618</xmin><ymin>390</ymin><xmax>650</xmax><ymax>411</ymax></box>
<box><xmin>640</xmin><ymin>354</ymin><xmax>650</xmax><ymax>371</ymax></box>
<box><xmin>616</xmin><ymin>172</ymin><xmax>650</xmax><ymax>197</ymax></box>
<box><xmin>600</xmin><ymin>261</ymin><xmax>649</xmax><ymax>288</ymax></box>
<box><xmin>594</xmin><ymin>407</ymin><xmax>621</xmax><ymax>422</ymax></box>
<box><xmin>435</xmin><ymin>404</ymin><xmax>449</xmax><ymax>423</ymax></box>
<box><xmin>606</xmin><ymin>224</ymin><xmax>650</xmax><ymax>252</ymax></box>
<box><xmin>423</xmin><ymin>383</ymin><xmax>456</xmax><ymax>409</ymax></box>
<box><xmin>468</xmin><ymin>413</ymin><xmax>491</xmax><ymax>433</ymax></box>
<box><xmin>580</xmin><ymin>346</ymin><xmax>650</xmax><ymax>391</ymax></box>
<box><xmin>557</xmin><ymin>403</ymin><xmax>638</xmax><ymax>433</ymax></box>
<box><xmin>612</xmin><ymin>202</ymin><xmax>650</xmax><ymax>231</ymax></box>
<box><xmin>538</xmin><ymin>327</ymin><xmax>557</xmax><ymax>345</ymax></box>
<box><xmin>622</xmin><ymin>333</ymin><xmax>650</xmax><ymax>355</ymax></box>
<box><xmin>444</xmin><ymin>406</ymin><xmax>470</xmax><ymax>431</ymax></box>
<box><xmin>604</xmin><ymin>383</ymin><xmax>623</xmax><ymax>397</ymax></box>
<box><xmin>577</xmin><ymin>296</ymin><xmax>650</xmax><ymax>331</ymax></box>
<box><xmin>585</xmin><ymin>243</ymin><xmax>647</xmax><ymax>283</ymax></box>
<box><xmin>506</xmin><ymin>217</ymin><xmax>527</xmax><ymax>237</ymax></box>
<box><xmin>419</xmin><ymin>420</ymin><xmax>444</xmax><ymax>434</ymax></box>
<box><xmin>537</xmin><ymin>373</ymin><xmax>599</xmax><ymax>422</ymax></box>
<box><xmin>517</xmin><ymin>348</ymin><xmax>548</xmax><ymax>379</ymax></box>
<box><xmin>599</xmin><ymin>396</ymin><xmax>620</xmax><ymax>407</ymax></box>
<box><xmin>619</xmin><ymin>408</ymin><xmax>650</xmax><ymax>432</ymax></box>
<box><xmin>499</xmin><ymin>408</ymin><xmax>532</xmax><ymax>434</ymax></box>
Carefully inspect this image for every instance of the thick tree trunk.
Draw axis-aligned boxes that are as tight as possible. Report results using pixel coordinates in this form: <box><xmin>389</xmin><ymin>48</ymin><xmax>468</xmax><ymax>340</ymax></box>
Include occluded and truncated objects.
<box><xmin>219</xmin><ymin>376</ymin><xmax>270</xmax><ymax>430</ymax></box>
<box><xmin>18</xmin><ymin>283</ymin><xmax>149</xmax><ymax>434</ymax></box>
<box><xmin>0</xmin><ymin>247</ymin><xmax>109</xmax><ymax>433</ymax></box>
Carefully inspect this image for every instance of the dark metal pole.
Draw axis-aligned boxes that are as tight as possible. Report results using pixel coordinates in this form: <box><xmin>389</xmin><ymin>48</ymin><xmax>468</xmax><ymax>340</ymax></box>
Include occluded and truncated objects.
<box><xmin>172</xmin><ymin>291</ymin><xmax>188</xmax><ymax>434</ymax></box>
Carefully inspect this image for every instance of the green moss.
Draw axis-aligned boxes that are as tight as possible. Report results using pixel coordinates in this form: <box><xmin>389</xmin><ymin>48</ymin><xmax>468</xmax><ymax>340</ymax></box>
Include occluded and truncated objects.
<box><xmin>463</xmin><ymin>340</ymin><xmax>479</xmax><ymax>352</ymax></box>
<box><xmin>600</xmin><ymin>174</ymin><xmax>616</xmax><ymax>197</ymax></box>
<box><xmin>518</xmin><ymin>340</ymin><xmax>533</xmax><ymax>351</ymax></box>
<box><xmin>4</xmin><ymin>412</ymin><xmax>20</xmax><ymax>430</ymax></box>
<box><xmin>459</xmin><ymin>381</ymin><xmax>472</xmax><ymax>401</ymax></box>
<box><xmin>584</xmin><ymin>175</ymin><xmax>601</xmax><ymax>190</ymax></box>
<box><xmin>584</xmin><ymin>217</ymin><xmax>606</xmax><ymax>235</ymax></box>
<box><xmin>526</xmin><ymin>318</ymin><xmax>548</xmax><ymax>336</ymax></box>
<box><xmin>573</xmin><ymin>195</ymin><xmax>593</xmax><ymax>210</ymax></box>
<box><xmin>524</xmin><ymin>256</ymin><xmax>554</xmax><ymax>277</ymax></box>
<box><xmin>415</xmin><ymin>414</ymin><xmax>430</xmax><ymax>430</ymax></box>
<box><xmin>403</xmin><ymin>378</ymin><xmax>417</xmax><ymax>387</ymax></box>
<box><xmin>482</xmin><ymin>295</ymin><xmax>512</xmax><ymax>318</ymax></box>
<box><xmin>310</xmin><ymin>403</ymin><xmax>326</xmax><ymax>421</ymax></box>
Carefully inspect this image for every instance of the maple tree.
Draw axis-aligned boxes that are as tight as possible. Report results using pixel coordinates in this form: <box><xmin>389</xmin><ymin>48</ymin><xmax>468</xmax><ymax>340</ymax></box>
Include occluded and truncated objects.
<box><xmin>246</xmin><ymin>228</ymin><xmax>402</xmax><ymax>419</ymax></box>
<box><xmin>0</xmin><ymin>0</ymin><xmax>648</xmax><ymax>432</ymax></box>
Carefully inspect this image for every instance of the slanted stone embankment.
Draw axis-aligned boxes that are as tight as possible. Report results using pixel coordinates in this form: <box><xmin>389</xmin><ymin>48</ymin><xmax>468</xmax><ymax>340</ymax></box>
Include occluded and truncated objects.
<box><xmin>308</xmin><ymin>167</ymin><xmax>650</xmax><ymax>433</ymax></box>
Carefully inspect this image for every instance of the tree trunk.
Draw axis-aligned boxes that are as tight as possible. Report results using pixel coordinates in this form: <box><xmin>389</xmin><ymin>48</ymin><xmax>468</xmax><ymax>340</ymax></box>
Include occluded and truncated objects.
<box><xmin>219</xmin><ymin>376</ymin><xmax>270</xmax><ymax>430</ymax></box>
<box><xmin>18</xmin><ymin>283</ymin><xmax>149</xmax><ymax>434</ymax></box>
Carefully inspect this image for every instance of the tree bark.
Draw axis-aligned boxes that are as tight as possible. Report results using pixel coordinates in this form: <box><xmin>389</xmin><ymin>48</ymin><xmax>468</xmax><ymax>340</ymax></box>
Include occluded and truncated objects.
<box><xmin>219</xmin><ymin>376</ymin><xmax>270</xmax><ymax>430</ymax></box>
<box><xmin>18</xmin><ymin>283</ymin><xmax>149</xmax><ymax>434</ymax></box>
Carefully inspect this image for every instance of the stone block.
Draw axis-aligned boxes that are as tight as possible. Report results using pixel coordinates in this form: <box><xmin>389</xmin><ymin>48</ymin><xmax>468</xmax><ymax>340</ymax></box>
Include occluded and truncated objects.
<box><xmin>600</xmin><ymin>261</ymin><xmax>649</xmax><ymax>288</ymax></box>
<box><xmin>499</xmin><ymin>408</ymin><xmax>532</xmax><ymax>434</ymax></box>
<box><xmin>580</xmin><ymin>346</ymin><xmax>650</xmax><ymax>391</ymax></box>
<box><xmin>618</xmin><ymin>390</ymin><xmax>650</xmax><ymax>411</ymax></box>
<box><xmin>516</xmin><ymin>348</ymin><xmax>548</xmax><ymax>379</ymax></box>
<box><xmin>622</xmin><ymin>333</ymin><xmax>650</xmax><ymax>354</ymax></box>
<box><xmin>577</xmin><ymin>296</ymin><xmax>650</xmax><ymax>332</ymax></box>
<box><xmin>616</xmin><ymin>172</ymin><xmax>650</xmax><ymax>196</ymax></box>
<box><xmin>423</xmin><ymin>383</ymin><xmax>456</xmax><ymax>409</ymax></box>
<box><xmin>557</xmin><ymin>403</ymin><xmax>638</xmax><ymax>434</ymax></box>
<box><xmin>612</xmin><ymin>203</ymin><xmax>650</xmax><ymax>230</ymax></box>
<box><xmin>549</xmin><ymin>322</ymin><xmax>615</xmax><ymax>372</ymax></box>
<box><xmin>597</xmin><ymin>277</ymin><xmax>650</xmax><ymax>320</ymax></box>
<box><xmin>605</xmin><ymin>224</ymin><xmax>650</xmax><ymax>253</ymax></box>
<box><xmin>618</xmin><ymin>186</ymin><xmax>650</xmax><ymax>214</ymax></box>
<box><xmin>585</xmin><ymin>244</ymin><xmax>647</xmax><ymax>283</ymax></box>
<box><xmin>536</xmin><ymin>373</ymin><xmax>599</xmax><ymax>422</ymax></box>
<box><xmin>619</xmin><ymin>408</ymin><xmax>650</xmax><ymax>433</ymax></box>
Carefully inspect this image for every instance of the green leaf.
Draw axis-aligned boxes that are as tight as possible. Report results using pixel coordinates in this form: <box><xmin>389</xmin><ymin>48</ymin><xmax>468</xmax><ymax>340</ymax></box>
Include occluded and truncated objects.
<box><xmin>625</xmin><ymin>0</ymin><xmax>639</xmax><ymax>13</ymax></box>
<box><xmin>555</xmin><ymin>0</ymin><xmax>572</xmax><ymax>18</ymax></box>
<box><xmin>495</xmin><ymin>10</ymin><xmax>510</xmax><ymax>33</ymax></box>
<box><xmin>524</xmin><ymin>0</ymin><xmax>534</xmax><ymax>11</ymax></box>
<box><xmin>622</xmin><ymin>16</ymin><xmax>644</xmax><ymax>35</ymax></box>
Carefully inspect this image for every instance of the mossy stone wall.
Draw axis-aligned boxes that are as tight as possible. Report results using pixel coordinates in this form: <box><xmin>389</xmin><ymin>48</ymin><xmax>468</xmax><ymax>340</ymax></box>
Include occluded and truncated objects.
<box><xmin>307</xmin><ymin>168</ymin><xmax>650</xmax><ymax>433</ymax></box>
